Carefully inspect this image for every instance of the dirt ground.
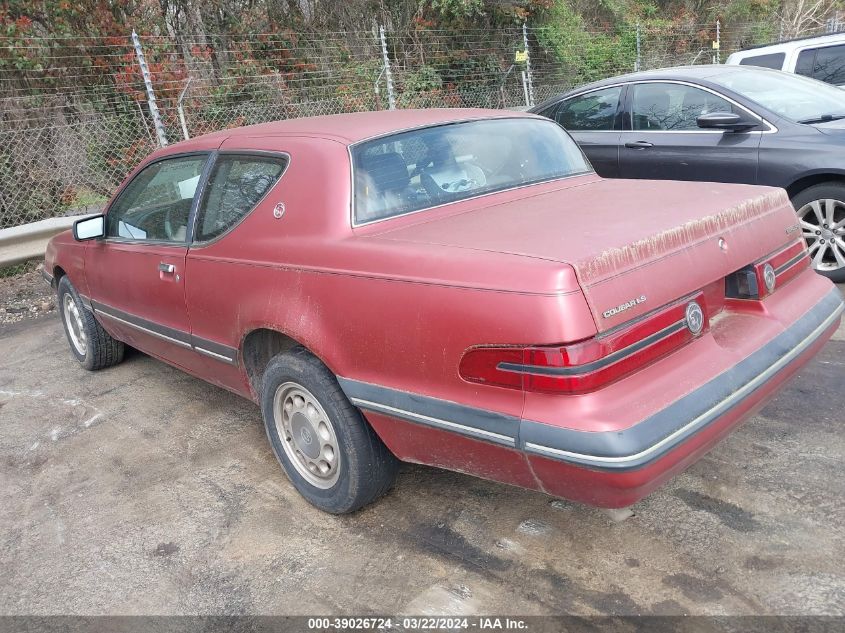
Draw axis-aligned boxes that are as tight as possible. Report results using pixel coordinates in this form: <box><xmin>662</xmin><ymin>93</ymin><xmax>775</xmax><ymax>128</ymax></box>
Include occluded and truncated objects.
<box><xmin>0</xmin><ymin>264</ymin><xmax>56</xmax><ymax>326</ymax></box>
<box><xmin>0</xmin><ymin>287</ymin><xmax>843</xmax><ymax>616</ymax></box>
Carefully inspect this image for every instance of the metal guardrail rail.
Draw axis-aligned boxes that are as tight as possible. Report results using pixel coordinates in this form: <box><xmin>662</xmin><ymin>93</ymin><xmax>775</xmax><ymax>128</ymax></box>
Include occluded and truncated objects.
<box><xmin>0</xmin><ymin>216</ymin><xmax>83</xmax><ymax>268</ymax></box>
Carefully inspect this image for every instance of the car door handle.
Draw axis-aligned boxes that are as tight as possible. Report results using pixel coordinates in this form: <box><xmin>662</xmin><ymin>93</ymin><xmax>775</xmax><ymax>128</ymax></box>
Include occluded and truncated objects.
<box><xmin>624</xmin><ymin>141</ymin><xmax>654</xmax><ymax>149</ymax></box>
<box><xmin>158</xmin><ymin>263</ymin><xmax>176</xmax><ymax>274</ymax></box>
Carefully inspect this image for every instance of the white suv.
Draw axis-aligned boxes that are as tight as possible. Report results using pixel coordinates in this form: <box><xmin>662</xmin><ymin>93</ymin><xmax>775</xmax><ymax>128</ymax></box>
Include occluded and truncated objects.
<box><xmin>726</xmin><ymin>33</ymin><xmax>845</xmax><ymax>87</ymax></box>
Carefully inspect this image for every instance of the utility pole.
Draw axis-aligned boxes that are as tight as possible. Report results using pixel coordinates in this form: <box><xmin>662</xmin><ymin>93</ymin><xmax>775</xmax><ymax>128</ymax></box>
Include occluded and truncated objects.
<box><xmin>132</xmin><ymin>30</ymin><xmax>168</xmax><ymax>147</ymax></box>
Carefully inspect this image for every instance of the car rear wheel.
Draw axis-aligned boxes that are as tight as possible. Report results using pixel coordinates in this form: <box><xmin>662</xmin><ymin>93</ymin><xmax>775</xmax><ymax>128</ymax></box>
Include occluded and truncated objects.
<box><xmin>260</xmin><ymin>346</ymin><xmax>398</xmax><ymax>514</ymax></box>
<box><xmin>57</xmin><ymin>276</ymin><xmax>125</xmax><ymax>371</ymax></box>
<box><xmin>792</xmin><ymin>183</ymin><xmax>845</xmax><ymax>283</ymax></box>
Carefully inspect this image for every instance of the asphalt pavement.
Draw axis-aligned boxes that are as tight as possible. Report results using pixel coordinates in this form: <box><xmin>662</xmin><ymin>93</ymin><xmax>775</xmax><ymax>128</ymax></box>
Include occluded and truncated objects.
<box><xmin>0</xmin><ymin>287</ymin><xmax>843</xmax><ymax>616</ymax></box>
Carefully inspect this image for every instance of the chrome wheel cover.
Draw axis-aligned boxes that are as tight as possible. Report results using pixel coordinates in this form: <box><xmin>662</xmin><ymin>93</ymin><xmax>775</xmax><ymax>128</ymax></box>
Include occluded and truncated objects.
<box><xmin>273</xmin><ymin>382</ymin><xmax>340</xmax><ymax>489</ymax></box>
<box><xmin>798</xmin><ymin>198</ymin><xmax>845</xmax><ymax>272</ymax></box>
<box><xmin>63</xmin><ymin>293</ymin><xmax>87</xmax><ymax>356</ymax></box>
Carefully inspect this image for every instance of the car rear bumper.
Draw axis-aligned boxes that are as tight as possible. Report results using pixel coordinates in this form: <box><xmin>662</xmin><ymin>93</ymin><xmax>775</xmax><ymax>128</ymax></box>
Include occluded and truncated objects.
<box><xmin>522</xmin><ymin>287</ymin><xmax>843</xmax><ymax>470</ymax></box>
<box><xmin>524</xmin><ymin>286</ymin><xmax>842</xmax><ymax>506</ymax></box>
<box><xmin>341</xmin><ymin>286</ymin><xmax>843</xmax><ymax>508</ymax></box>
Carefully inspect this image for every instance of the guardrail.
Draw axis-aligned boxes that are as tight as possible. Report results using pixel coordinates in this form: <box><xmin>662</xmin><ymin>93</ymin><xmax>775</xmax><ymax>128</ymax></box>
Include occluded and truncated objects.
<box><xmin>0</xmin><ymin>216</ymin><xmax>84</xmax><ymax>268</ymax></box>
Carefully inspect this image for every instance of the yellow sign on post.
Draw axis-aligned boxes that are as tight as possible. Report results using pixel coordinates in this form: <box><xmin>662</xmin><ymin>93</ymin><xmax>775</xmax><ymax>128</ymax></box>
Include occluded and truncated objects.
<box><xmin>515</xmin><ymin>50</ymin><xmax>527</xmax><ymax>63</ymax></box>
<box><xmin>712</xmin><ymin>40</ymin><xmax>720</xmax><ymax>50</ymax></box>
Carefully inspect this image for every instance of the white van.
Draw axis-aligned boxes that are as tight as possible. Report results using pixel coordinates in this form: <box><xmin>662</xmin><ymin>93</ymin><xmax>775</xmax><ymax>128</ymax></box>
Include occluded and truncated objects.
<box><xmin>725</xmin><ymin>33</ymin><xmax>845</xmax><ymax>87</ymax></box>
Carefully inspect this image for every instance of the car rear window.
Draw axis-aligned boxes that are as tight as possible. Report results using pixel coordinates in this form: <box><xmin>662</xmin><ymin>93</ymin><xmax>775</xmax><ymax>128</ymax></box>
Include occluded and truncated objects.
<box><xmin>351</xmin><ymin>118</ymin><xmax>591</xmax><ymax>224</ymax></box>
<box><xmin>738</xmin><ymin>52</ymin><xmax>785</xmax><ymax>70</ymax></box>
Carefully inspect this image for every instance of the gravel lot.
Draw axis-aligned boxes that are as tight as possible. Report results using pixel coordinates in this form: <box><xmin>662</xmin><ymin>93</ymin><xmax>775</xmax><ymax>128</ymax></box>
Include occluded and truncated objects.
<box><xmin>0</xmin><ymin>265</ymin><xmax>55</xmax><ymax>326</ymax></box>
<box><xmin>0</xmin><ymin>284</ymin><xmax>843</xmax><ymax>616</ymax></box>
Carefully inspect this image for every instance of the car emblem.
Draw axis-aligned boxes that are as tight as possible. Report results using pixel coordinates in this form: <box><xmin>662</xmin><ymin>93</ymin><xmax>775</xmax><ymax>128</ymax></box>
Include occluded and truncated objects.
<box><xmin>686</xmin><ymin>301</ymin><xmax>704</xmax><ymax>335</ymax></box>
<box><xmin>785</xmin><ymin>223</ymin><xmax>799</xmax><ymax>235</ymax></box>
<box><xmin>763</xmin><ymin>263</ymin><xmax>776</xmax><ymax>293</ymax></box>
<box><xmin>300</xmin><ymin>427</ymin><xmax>313</xmax><ymax>445</ymax></box>
<box><xmin>602</xmin><ymin>295</ymin><xmax>646</xmax><ymax>319</ymax></box>
<box><xmin>718</xmin><ymin>238</ymin><xmax>728</xmax><ymax>252</ymax></box>
<box><xmin>273</xmin><ymin>202</ymin><xmax>286</xmax><ymax>219</ymax></box>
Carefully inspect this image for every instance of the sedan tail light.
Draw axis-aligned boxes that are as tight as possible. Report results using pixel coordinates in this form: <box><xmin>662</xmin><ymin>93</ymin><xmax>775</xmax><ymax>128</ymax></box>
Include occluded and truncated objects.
<box><xmin>459</xmin><ymin>294</ymin><xmax>706</xmax><ymax>394</ymax></box>
<box><xmin>726</xmin><ymin>240</ymin><xmax>808</xmax><ymax>300</ymax></box>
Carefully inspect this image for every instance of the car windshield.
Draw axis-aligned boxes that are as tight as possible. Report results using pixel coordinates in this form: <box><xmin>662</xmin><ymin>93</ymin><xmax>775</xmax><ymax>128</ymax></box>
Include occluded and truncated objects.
<box><xmin>351</xmin><ymin>118</ymin><xmax>591</xmax><ymax>224</ymax></box>
<box><xmin>709</xmin><ymin>69</ymin><xmax>845</xmax><ymax>123</ymax></box>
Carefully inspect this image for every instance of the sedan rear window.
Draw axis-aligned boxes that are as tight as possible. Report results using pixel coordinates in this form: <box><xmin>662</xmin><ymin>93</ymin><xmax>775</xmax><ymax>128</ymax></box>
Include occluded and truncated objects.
<box><xmin>351</xmin><ymin>118</ymin><xmax>591</xmax><ymax>224</ymax></box>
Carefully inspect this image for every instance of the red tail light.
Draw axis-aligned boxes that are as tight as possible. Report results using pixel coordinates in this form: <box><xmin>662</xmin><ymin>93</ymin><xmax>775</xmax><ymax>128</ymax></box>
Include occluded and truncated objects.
<box><xmin>726</xmin><ymin>240</ymin><xmax>808</xmax><ymax>300</ymax></box>
<box><xmin>459</xmin><ymin>294</ymin><xmax>706</xmax><ymax>394</ymax></box>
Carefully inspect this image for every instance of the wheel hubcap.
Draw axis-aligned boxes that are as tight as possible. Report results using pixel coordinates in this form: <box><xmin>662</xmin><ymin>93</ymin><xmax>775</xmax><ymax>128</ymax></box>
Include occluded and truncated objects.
<box><xmin>63</xmin><ymin>293</ymin><xmax>87</xmax><ymax>356</ymax></box>
<box><xmin>273</xmin><ymin>382</ymin><xmax>340</xmax><ymax>489</ymax></box>
<box><xmin>798</xmin><ymin>198</ymin><xmax>845</xmax><ymax>272</ymax></box>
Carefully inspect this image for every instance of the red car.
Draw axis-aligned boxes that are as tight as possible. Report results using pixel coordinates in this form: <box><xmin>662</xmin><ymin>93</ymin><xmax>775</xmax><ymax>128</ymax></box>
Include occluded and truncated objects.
<box><xmin>44</xmin><ymin>109</ymin><xmax>843</xmax><ymax>514</ymax></box>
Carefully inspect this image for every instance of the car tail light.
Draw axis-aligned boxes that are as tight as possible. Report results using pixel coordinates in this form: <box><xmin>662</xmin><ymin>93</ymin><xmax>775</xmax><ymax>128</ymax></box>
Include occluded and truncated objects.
<box><xmin>459</xmin><ymin>294</ymin><xmax>706</xmax><ymax>394</ymax></box>
<box><xmin>726</xmin><ymin>240</ymin><xmax>808</xmax><ymax>300</ymax></box>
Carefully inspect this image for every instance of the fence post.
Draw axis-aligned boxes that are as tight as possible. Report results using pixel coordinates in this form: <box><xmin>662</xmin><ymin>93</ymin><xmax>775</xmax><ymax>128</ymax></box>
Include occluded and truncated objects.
<box><xmin>715</xmin><ymin>19</ymin><xmax>721</xmax><ymax>64</ymax></box>
<box><xmin>177</xmin><ymin>78</ymin><xmax>192</xmax><ymax>141</ymax></box>
<box><xmin>635</xmin><ymin>23</ymin><xmax>641</xmax><ymax>72</ymax></box>
<box><xmin>131</xmin><ymin>30</ymin><xmax>168</xmax><ymax>147</ymax></box>
<box><xmin>379</xmin><ymin>25</ymin><xmax>396</xmax><ymax>110</ymax></box>
<box><xmin>522</xmin><ymin>23</ymin><xmax>535</xmax><ymax>107</ymax></box>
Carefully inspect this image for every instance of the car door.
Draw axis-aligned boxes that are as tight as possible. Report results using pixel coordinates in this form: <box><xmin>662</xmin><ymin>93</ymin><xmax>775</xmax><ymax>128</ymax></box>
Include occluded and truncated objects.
<box><xmin>618</xmin><ymin>81</ymin><xmax>762</xmax><ymax>183</ymax></box>
<box><xmin>85</xmin><ymin>153</ymin><xmax>210</xmax><ymax>368</ymax></box>
<box><xmin>541</xmin><ymin>85</ymin><xmax>624</xmax><ymax>177</ymax></box>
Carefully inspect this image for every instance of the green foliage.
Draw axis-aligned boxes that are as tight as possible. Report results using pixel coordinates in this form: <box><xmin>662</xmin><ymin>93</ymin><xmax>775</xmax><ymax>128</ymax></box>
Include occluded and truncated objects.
<box><xmin>427</xmin><ymin>0</ymin><xmax>485</xmax><ymax>20</ymax></box>
<box><xmin>534</xmin><ymin>1</ymin><xmax>636</xmax><ymax>85</ymax></box>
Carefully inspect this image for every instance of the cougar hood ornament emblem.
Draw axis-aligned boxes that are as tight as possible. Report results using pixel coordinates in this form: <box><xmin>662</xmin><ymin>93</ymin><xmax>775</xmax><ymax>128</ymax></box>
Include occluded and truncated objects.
<box><xmin>602</xmin><ymin>295</ymin><xmax>646</xmax><ymax>319</ymax></box>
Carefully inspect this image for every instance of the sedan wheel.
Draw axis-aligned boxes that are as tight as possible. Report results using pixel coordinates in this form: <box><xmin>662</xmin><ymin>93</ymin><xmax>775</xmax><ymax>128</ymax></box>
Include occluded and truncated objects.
<box><xmin>260</xmin><ymin>346</ymin><xmax>398</xmax><ymax>514</ymax></box>
<box><xmin>792</xmin><ymin>183</ymin><xmax>845</xmax><ymax>283</ymax></box>
<box><xmin>273</xmin><ymin>381</ymin><xmax>341</xmax><ymax>489</ymax></box>
<box><xmin>63</xmin><ymin>292</ymin><xmax>88</xmax><ymax>356</ymax></box>
<box><xmin>798</xmin><ymin>198</ymin><xmax>845</xmax><ymax>273</ymax></box>
<box><xmin>57</xmin><ymin>276</ymin><xmax>125</xmax><ymax>371</ymax></box>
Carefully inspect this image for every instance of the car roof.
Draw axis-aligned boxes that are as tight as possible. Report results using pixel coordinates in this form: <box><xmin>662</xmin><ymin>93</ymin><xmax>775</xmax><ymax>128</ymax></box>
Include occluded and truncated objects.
<box><xmin>169</xmin><ymin>108</ymin><xmax>537</xmax><ymax>151</ymax></box>
<box><xmin>530</xmin><ymin>65</ymin><xmax>780</xmax><ymax>111</ymax></box>
<box><xmin>729</xmin><ymin>31</ymin><xmax>845</xmax><ymax>55</ymax></box>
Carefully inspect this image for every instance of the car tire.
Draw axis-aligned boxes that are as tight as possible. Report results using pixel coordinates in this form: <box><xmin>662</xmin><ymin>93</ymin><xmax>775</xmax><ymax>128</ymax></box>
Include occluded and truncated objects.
<box><xmin>791</xmin><ymin>183</ymin><xmax>845</xmax><ymax>283</ymax></box>
<box><xmin>57</xmin><ymin>276</ymin><xmax>125</xmax><ymax>371</ymax></box>
<box><xmin>260</xmin><ymin>346</ymin><xmax>399</xmax><ymax>514</ymax></box>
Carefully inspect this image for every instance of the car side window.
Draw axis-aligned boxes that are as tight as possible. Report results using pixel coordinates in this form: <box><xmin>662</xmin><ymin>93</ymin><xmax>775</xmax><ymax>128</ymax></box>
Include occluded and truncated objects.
<box><xmin>738</xmin><ymin>52</ymin><xmax>785</xmax><ymax>70</ymax></box>
<box><xmin>795</xmin><ymin>49</ymin><xmax>816</xmax><ymax>77</ymax></box>
<box><xmin>106</xmin><ymin>155</ymin><xmax>208</xmax><ymax>243</ymax></box>
<box><xmin>631</xmin><ymin>83</ymin><xmax>736</xmax><ymax>131</ymax></box>
<box><xmin>556</xmin><ymin>87</ymin><xmax>622</xmax><ymax>131</ymax></box>
<box><xmin>809</xmin><ymin>45</ymin><xmax>845</xmax><ymax>85</ymax></box>
<box><xmin>194</xmin><ymin>154</ymin><xmax>288</xmax><ymax>242</ymax></box>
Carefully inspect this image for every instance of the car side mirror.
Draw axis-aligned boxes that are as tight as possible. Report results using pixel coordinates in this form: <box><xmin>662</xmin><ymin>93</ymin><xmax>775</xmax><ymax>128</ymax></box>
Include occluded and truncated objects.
<box><xmin>696</xmin><ymin>112</ymin><xmax>756</xmax><ymax>132</ymax></box>
<box><xmin>73</xmin><ymin>215</ymin><xmax>105</xmax><ymax>241</ymax></box>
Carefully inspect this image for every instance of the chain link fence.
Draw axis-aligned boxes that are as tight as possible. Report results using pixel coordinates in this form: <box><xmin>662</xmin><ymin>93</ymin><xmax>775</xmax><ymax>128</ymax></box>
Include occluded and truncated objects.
<box><xmin>0</xmin><ymin>19</ymin><xmax>840</xmax><ymax>231</ymax></box>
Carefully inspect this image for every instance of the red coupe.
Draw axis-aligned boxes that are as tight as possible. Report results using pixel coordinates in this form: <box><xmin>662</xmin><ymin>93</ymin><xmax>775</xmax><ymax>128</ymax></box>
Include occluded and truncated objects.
<box><xmin>44</xmin><ymin>109</ymin><xmax>843</xmax><ymax>514</ymax></box>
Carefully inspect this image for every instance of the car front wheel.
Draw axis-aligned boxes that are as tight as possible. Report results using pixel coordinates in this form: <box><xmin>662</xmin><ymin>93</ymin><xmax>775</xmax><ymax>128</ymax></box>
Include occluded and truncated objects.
<box><xmin>260</xmin><ymin>346</ymin><xmax>398</xmax><ymax>514</ymax></box>
<box><xmin>792</xmin><ymin>183</ymin><xmax>845</xmax><ymax>283</ymax></box>
<box><xmin>57</xmin><ymin>276</ymin><xmax>125</xmax><ymax>371</ymax></box>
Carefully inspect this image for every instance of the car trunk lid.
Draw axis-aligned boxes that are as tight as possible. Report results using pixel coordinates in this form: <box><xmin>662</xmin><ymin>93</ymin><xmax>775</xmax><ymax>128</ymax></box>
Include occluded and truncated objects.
<box><xmin>372</xmin><ymin>178</ymin><xmax>801</xmax><ymax>332</ymax></box>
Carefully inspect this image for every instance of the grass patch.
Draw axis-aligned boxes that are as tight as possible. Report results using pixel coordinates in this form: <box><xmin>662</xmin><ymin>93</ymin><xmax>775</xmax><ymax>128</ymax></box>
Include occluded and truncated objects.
<box><xmin>0</xmin><ymin>260</ymin><xmax>38</xmax><ymax>279</ymax></box>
